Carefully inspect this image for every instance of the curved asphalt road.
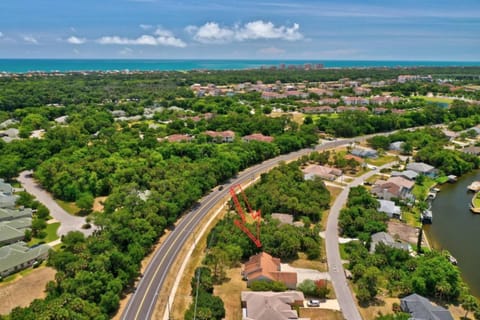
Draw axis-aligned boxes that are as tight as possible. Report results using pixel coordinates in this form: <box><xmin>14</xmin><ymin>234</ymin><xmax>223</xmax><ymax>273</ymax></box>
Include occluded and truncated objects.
<box><xmin>17</xmin><ymin>170</ymin><xmax>95</xmax><ymax>237</ymax></box>
<box><xmin>121</xmin><ymin>139</ymin><xmax>351</xmax><ymax>320</ymax></box>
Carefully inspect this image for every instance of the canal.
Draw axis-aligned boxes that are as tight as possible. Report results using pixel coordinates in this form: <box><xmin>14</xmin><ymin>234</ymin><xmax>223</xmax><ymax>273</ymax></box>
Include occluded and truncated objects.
<box><xmin>425</xmin><ymin>170</ymin><xmax>480</xmax><ymax>297</ymax></box>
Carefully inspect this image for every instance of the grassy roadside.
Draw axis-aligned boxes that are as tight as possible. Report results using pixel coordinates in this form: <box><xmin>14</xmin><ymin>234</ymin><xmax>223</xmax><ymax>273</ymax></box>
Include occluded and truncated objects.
<box><xmin>55</xmin><ymin>199</ymin><xmax>80</xmax><ymax>215</ymax></box>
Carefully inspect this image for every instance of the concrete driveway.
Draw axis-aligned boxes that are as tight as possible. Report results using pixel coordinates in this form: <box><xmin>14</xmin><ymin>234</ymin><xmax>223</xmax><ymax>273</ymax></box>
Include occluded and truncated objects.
<box><xmin>18</xmin><ymin>170</ymin><xmax>95</xmax><ymax>237</ymax></box>
<box><xmin>281</xmin><ymin>264</ymin><xmax>331</xmax><ymax>284</ymax></box>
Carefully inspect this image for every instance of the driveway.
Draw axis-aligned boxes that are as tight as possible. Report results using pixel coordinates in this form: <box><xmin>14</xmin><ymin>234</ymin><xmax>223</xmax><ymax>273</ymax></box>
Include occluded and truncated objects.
<box><xmin>281</xmin><ymin>264</ymin><xmax>331</xmax><ymax>284</ymax></box>
<box><xmin>18</xmin><ymin>170</ymin><xmax>95</xmax><ymax>237</ymax></box>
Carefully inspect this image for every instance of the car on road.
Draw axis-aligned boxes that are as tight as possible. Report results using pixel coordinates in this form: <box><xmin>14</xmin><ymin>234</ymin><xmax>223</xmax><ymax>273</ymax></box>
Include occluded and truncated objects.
<box><xmin>307</xmin><ymin>299</ymin><xmax>320</xmax><ymax>307</ymax></box>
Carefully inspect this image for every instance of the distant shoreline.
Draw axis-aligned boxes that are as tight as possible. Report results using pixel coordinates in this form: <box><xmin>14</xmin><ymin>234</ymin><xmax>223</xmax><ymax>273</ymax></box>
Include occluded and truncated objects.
<box><xmin>1</xmin><ymin>59</ymin><xmax>480</xmax><ymax>74</ymax></box>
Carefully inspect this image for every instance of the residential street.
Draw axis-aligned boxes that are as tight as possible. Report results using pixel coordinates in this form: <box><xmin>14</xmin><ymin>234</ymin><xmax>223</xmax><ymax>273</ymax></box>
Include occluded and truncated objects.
<box><xmin>325</xmin><ymin>161</ymin><xmax>396</xmax><ymax>320</ymax></box>
<box><xmin>17</xmin><ymin>170</ymin><xmax>95</xmax><ymax>237</ymax></box>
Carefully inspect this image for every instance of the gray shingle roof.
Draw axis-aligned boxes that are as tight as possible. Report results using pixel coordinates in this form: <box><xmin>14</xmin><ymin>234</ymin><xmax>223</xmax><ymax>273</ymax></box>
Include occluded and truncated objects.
<box><xmin>401</xmin><ymin>293</ymin><xmax>454</xmax><ymax>320</ymax></box>
<box><xmin>0</xmin><ymin>242</ymin><xmax>50</xmax><ymax>276</ymax></box>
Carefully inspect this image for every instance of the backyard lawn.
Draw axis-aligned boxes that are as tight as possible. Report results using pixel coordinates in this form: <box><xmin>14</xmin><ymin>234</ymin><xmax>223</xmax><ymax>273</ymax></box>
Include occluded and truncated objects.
<box><xmin>28</xmin><ymin>222</ymin><xmax>60</xmax><ymax>246</ymax></box>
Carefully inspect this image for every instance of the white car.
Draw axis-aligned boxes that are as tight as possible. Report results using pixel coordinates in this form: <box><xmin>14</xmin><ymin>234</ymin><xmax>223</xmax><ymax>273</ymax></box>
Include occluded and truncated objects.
<box><xmin>307</xmin><ymin>300</ymin><xmax>320</xmax><ymax>307</ymax></box>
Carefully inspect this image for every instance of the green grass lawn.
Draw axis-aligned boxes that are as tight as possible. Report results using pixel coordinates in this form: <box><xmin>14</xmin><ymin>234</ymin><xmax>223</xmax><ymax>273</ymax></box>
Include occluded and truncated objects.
<box><xmin>56</xmin><ymin>199</ymin><xmax>81</xmax><ymax>215</ymax></box>
<box><xmin>402</xmin><ymin>210</ymin><xmax>422</xmax><ymax>228</ymax></box>
<box><xmin>412</xmin><ymin>177</ymin><xmax>437</xmax><ymax>201</ymax></box>
<box><xmin>473</xmin><ymin>193</ymin><xmax>480</xmax><ymax>208</ymax></box>
<box><xmin>367</xmin><ymin>155</ymin><xmax>397</xmax><ymax>166</ymax></box>
<box><xmin>28</xmin><ymin>222</ymin><xmax>60</xmax><ymax>246</ymax></box>
<box><xmin>416</xmin><ymin>95</ymin><xmax>454</xmax><ymax>104</ymax></box>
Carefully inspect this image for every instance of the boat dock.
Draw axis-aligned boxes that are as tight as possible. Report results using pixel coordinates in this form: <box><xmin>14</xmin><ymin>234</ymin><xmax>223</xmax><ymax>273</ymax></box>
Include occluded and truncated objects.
<box><xmin>467</xmin><ymin>181</ymin><xmax>480</xmax><ymax>192</ymax></box>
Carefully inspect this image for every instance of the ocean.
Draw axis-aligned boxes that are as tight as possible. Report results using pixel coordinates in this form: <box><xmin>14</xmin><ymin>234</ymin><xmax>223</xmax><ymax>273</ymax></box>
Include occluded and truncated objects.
<box><xmin>0</xmin><ymin>59</ymin><xmax>480</xmax><ymax>73</ymax></box>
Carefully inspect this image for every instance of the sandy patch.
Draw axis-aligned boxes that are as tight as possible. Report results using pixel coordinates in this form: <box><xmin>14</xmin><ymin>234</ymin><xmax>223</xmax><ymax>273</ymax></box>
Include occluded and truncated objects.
<box><xmin>93</xmin><ymin>196</ymin><xmax>107</xmax><ymax>212</ymax></box>
<box><xmin>0</xmin><ymin>267</ymin><xmax>56</xmax><ymax>315</ymax></box>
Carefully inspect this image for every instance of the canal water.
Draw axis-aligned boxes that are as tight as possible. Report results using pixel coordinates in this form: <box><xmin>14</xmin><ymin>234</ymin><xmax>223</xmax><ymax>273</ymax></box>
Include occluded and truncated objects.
<box><xmin>425</xmin><ymin>170</ymin><xmax>480</xmax><ymax>297</ymax></box>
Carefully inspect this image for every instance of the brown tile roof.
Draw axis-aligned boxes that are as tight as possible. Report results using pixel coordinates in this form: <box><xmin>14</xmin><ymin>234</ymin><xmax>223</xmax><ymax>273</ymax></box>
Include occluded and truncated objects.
<box><xmin>204</xmin><ymin>130</ymin><xmax>235</xmax><ymax>138</ymax></box>
<box><xmin>387</xmin><ymin>176</ymin><xmax>415</xmax><ymax>190</ymax></box>
<box><xmin>243</xmin><ymin>133</ymin><xmax>274</xmax><ymax>143</ymax></box>
<box><xmin>243</xmin><ymin>252</ymin><xmax>297</xmax><ymax>287</ymax></box>
<box><xmin>163</xmin><ymin>134</ymin><xmax>193</xmax><ymax>143</ymax></box>
<box><xmin>344</xmin><ymin>154</ymin><xmax>364</xmax><ymax>163</ymax></box>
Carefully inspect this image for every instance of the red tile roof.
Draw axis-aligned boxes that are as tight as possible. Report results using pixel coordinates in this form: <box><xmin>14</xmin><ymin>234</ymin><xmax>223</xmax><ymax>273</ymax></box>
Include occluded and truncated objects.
<box><xmin>243</xmin><ymin>133</ymin><xmax>274</xmax><ymax>143</ymax></box>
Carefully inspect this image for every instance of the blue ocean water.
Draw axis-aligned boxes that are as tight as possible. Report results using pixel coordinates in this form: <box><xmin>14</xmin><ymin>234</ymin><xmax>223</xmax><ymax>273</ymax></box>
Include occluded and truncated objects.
<box><xmin>0</xmin><ymin>59</ymin><xmax>479</xmax><ymax>73</ymax></box>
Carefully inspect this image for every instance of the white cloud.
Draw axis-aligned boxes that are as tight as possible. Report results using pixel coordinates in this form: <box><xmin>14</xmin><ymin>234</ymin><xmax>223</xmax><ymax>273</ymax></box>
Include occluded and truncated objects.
<box><xmin>236</xmin><ymin>21</ymin><xmax>302</xmax><ymax>41</ymax></box>
<box><xmin>97</xmin><ymin>29</ymin><xmax>186</xmax><ymax>47</ymax></box>
<box><xmin>188</xmin><ymin>20</ymin><xmax>303</xmax><ymax>43</ymax></box>
<box><xmin>186</xmin><ymin>22</ymin><xmax>234</xmax><ymax>43</ymax></box>
<box><xmin>140</xmin><ymin>24</ymin><xmax>153</xmax><ymax>30</ymax></box>
<box><xmin>0</xmin><ymin>32</ymin><xmax>3</xmax><ymax>38</ymax></box>
<box><xmin>67</xmin><ymin>36</ymin><xmax>86</xmax><ymax>44</ymax></box>
<box><xmin>23</xmin><ymin>35</ymin><xmax>38</xmax><ymax>44</ymax></box>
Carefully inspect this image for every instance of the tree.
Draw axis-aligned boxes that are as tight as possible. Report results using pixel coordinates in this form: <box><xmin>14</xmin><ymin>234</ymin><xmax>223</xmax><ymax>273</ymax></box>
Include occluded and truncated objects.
<box><xmin>76</xmin><ymin>192</ymin><xmax>94</xmax><ymax>213</ymax></box>
<box><xmin>297</xmin><ymin>279</ymin><xmax>317</xmax><ymax>296</ymax></box>
<box><xmin>462</xmin><ymin>294</ymin><xmax>479</xmax><ymax>319</ymax></box>
<box><xmin>417</xmin><ymin>227</ymin><xmax>424</xmax><ymax>254</ymax></box>
<box><xmin>0</xmin><ymin>155</ymin><xmax>21</xmax><ymax>181</ymax></box>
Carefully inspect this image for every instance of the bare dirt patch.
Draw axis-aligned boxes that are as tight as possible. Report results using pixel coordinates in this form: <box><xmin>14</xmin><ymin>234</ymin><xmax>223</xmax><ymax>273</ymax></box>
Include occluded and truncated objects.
<box><xmin>299</xmin><ymin>307</ymin><xmax>344</xmax><ymax>320</ymax></box>
<box><xmin>93</xmin><ymin>196</ymin><xmax>107</xmax><ymax>212</ymax></box>
<box><xmin>0</xmin><ymin>267</ymin><xmax>56</xmax><ymax>315</ymax></box>
<box><xmin>358</xmin><ymin>297</ymin><xmax>399</xmax><ymax>320</ymax></box>
<box><xmin>214</xmin><ymin>267</ymin><xmax>247</xmax><ymax>320</ymax></box>
<box><xmin>388</xmin><ymin>220</ymin><xmax>427</xmax><ymax>247</ymax></box>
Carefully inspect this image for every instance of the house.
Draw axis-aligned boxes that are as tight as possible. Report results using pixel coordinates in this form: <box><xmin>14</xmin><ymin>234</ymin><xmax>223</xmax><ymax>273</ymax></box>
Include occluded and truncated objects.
<box><xmin>204</xmin><ymin>130</ymin><xmax>235</xmax><ymax>143</ymax></box>
<box><xmin>353</xmin><ymin>87</ymin><xmax>371</xmax><ymax>96</ymax></box>
<box><xmin>344</xmin><ymin>154</ymin><xmax>364</xmax><ymax>164</ymax></box>
<box><xmin>301</xmin><ymin>106</ymin><xmax>334</xmax><ymax>114</ymax></box>
<box><xmin>0</xmin><ymin>208</ymin><xmax>33</xmax><ymax>222</ymax></box>
<box><xmin>0</xmin><ymin>179</ymin><xmax>13</xmax><ymax>195</ymax></box>
<box><xmin>0</xmin><ymin>194</ymin><xmax>19</xmax><ymax>209</ymax></box>
<box><xmin>319</xmin><ymin>98</ymin><xmax>340</xmax><ymax>105</ymax></box>
<box><xmin>351</xmin><ymin>147</ymin><xmax>378</xmax><ymax>158</ymax></box>
<box><xmin>462</xmin><ymin>146</ymin><xmax>480</xmax><ymax>156</ymax></box>
<box><xmin>0</xmin><ymin>242</ymin><xmax>50</xmax><ymax>277</ymax></box>
<box><xmin>370</xmin><ymin>232</ymin><xmax>411</xmax><ymax>253</ymax></box>
<box><xmin>406</xmin><ymin>162</ymin><xmax>438</xmax><ymax>178</ymax></box>
<box><xmin>241</xmin><ymin>291</ymin><xmax>309</xmax><ymax>320</ymax></box>
<box><xmin>378</xmin><ymin>199</ymin><xmax>401</xmax><ymax>219</ymax></box>
<box><xmin>442</xmin><ymin>129</ymin><xmax>459</xmax><ymax>141</ymax></box>
<box><xmin>303</xmin><ymin>165</ymin><xmax>342</xmax><ymax>181</ymax></box>
<box><xmin>373</xmin><ymin>107</ymin><xmax>388</xmax><ymax>114</ymax></box>
<box><xmin>0</xmin><ymin>128</ymin><xmax>20</xmax><ymax>143</ymax></box>
<box><xmin>342</xmin><ymin>96</ymin><xmax>369</xmax><ymax>106</ymax></box>
<box><xmin>162</xmin><ymin>134</ymin><xmax>193</xmax><ymax>143</ymax></box>
<box><xmin>371</xmin><ymin>176</ymin><xmax>415</xmax><ymax>201</ymax></box>
<box><xmin>0</xmin><ymin>224</ymin><xmax>25</xmax><ymax>245</ymax></box>
<box><xmin>243</xmin><ymin>133</ymin><xmax>274</xmax><ymax>143</ymax></box>
<box><xmin>400</xmin><ymin>293</ymin><xmax>454</xmax><ymax>320</ymax></box>
<box><xmin>261</xmin><ymin>91</ymin><xmax>286</xmax><ymax>100</ymax></box>
<box><xmin>389</xmin><ymin>141</ymin><xmax>404</xmax><ymax>151</ymax></box>
<box><xmin>391</xmin><ymin>170</ymin><xmax>418</xmax><ymax>181</ymax></box>
<box><xmin>243</xmin><ymin>252</ymin><xmax>297</xmax><ymax>289</ymax></box>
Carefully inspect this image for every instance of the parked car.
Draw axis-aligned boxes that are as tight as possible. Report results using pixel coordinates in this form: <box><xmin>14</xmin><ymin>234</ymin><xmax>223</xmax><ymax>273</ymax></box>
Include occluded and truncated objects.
<box><xmin>307</xmin><ymin>299</ymin><xmax>320</xmax><ymax>307</ymax></box>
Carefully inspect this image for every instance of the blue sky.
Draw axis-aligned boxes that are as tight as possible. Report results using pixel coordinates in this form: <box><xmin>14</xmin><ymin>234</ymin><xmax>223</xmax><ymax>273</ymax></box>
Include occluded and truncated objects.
<box><xmin>0</xmin><ymin>0</ymin><xmax>479</xmax><ymax>60</ymax></box>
